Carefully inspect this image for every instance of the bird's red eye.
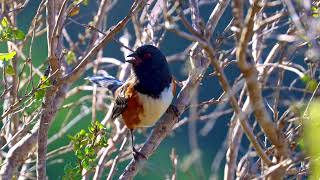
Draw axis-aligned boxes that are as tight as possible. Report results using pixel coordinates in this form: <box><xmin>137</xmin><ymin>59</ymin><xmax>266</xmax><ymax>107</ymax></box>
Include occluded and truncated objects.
<box><xmin>143</xmin><ymin>53</ymin><xmax>152</xmax><ymax>59</ymax></box>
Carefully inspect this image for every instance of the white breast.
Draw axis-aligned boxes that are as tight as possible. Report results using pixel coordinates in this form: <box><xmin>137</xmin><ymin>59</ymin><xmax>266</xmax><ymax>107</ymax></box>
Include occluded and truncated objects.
<box><xmin>137</xmin><ymin>82</ymin><xmax>174</xmax><ymax>127</ymax></box>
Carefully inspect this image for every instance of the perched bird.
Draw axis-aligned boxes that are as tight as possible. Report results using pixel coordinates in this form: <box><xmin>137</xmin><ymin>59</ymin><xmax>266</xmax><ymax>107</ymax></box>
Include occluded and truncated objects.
<box><xmin>87</xmin><ymin>45</ymin><xmax>178</xmax><ymax>158</ymax></box>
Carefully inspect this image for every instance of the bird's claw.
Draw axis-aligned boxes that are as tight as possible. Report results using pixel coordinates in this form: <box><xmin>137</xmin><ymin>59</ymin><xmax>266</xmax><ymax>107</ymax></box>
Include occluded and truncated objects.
<box><xmin>133</xmin><ymin>147</ymin><xmax>146</xmax><ymax>160</ymax></box>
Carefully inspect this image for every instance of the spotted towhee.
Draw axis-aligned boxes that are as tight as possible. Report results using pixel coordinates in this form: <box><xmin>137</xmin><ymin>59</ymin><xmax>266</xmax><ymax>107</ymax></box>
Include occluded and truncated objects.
<box><xmin>87</xmin><ymin>45</ymin><xmax>177</xmax><ymax>158</ymax></box>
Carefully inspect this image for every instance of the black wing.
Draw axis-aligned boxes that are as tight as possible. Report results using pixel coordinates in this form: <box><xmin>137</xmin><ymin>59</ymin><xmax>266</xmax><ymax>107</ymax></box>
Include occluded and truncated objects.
<box><xmin>111</xmin><ymin>95</ymin><xmax>127</xmax><ymax>120</ymax></box>
<box><xmin>110</xmin><ymin>76</ymin><xmax>136</xmax><ymax>120</ymax></box>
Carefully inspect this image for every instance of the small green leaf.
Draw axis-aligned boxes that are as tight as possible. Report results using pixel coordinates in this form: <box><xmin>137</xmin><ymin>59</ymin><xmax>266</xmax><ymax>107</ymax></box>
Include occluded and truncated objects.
<box><xmin>1</xmin><ymin>17</ymin><xmax>8</xmax><ymax>27</ymax></box>
<box><xmin>35</xmin><ymin>89</ymin><xmax>45</xmax><ymax>100</ymax></box>
<box><xmin>82</xmin><ymin>159</ymin><xmax>89</xmax><ymax>169</ymax></box>
<box><xmin>75</xmin><ymin>150</ymin><xmax>84</xmax><ymax>159</ymax></box>
<box><xmin>298</xmin><ymin>138</ymin><xmax>304</xmax><ymax>150</ymax></box>
<box><xmin>25</xmin><ymin>99</ymin><xmax>42</xmax><ymax>115</ymax></box>
<box><xmin>39</xmin><ymin>76</ymin><xmax>51</xmax><ymax>89</ymax></box>
<box><xmin>79</xmin><ymin>129</ymin><xmax>86</xmax><ymax>136</ymax></box>
<box><xmin>6</xmin><ymin>64</ymin><xmax>15</xmax><ymax>75</ymax></box>
<box><xmin>82</xmin><ymin>0</ymin><xmax>89</xmax><ymax>6</ymax></box>
<box><xmin>13</xmin><ymin>29</ymin><xmax>25</xmax><ymax>40</ymax></box>
<box><xmin>0</xmin><ymin>51</ymin><xmax>16</xmax><ymax>61</ymax></box>
<box><xmin>67</xmin><ymin>134</ymin><xmax>75</xmax><ymax>140</ymax></box>
<box><xmin>301</xmin><ymin>75</ymin><xmax>319</xmax><ymax>91</ymax></box>
<box><xmin>88</xmin><ymin>126</ymin><xmax>94</xmax><ymax>133</ymax></box>
<box><xmin>97</xmin><ymin>122</ymin><xmax>104</xmax><ymax>130</ymax></box>
<box><xmin>66</xmin><ymin>50</ymin><xmax>76</xmax><ymax>64</ymax></box>
<box><xmin>84</xmin><ymin>146</ymin><xmax>94</xmax><ymax>156</ymax></box>
<box><xmin>99</xmin><ymin>137</ymin><xmax>108</xmax><ymax>147</ymax></box>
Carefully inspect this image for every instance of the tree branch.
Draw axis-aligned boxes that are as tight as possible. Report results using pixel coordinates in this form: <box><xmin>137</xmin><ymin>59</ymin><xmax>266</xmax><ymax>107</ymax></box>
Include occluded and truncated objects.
<box><xmin>236</xmin><ymin>0</ymin><xmax>289</xmax><ymax>158</ymax></box>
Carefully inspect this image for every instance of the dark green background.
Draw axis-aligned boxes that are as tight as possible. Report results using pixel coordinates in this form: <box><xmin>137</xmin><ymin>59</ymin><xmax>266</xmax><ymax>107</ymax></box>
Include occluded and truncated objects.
<box><xmin>7</xmin><ymin>1</ymin><xmax>308</xmax><ymax>179</ymax></box>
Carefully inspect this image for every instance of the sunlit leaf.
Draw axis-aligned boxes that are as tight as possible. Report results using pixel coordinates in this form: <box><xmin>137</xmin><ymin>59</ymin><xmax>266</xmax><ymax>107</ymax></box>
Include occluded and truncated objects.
<box><xmin>13</xmin><ymin>29</ymin><xmax>25</xmax><ymax>40</ymax></box>
<box><xmin>5</xmin><ymin>64</ymin><xmax>15</xmax><ymax>75</ymax></box>
<box><xmin>82</xmin><ymin>0</ymin><xmax>89</xmax><ymax>6</ymax></box>
<box><xmin>84</xmin><ymin>146</ymin><xmax>94</xmax><ymax>156</ymax></box>
<box><xmin>1</xmin><ymin>17</ymin><xmax>8</xmax><ymax>27</ymax></box>
<box><xmin>66</xmin><ymin>50</ymin><xmax>76</xmax><ymax>64</ymax></box>
<box><xmin>79</xmin><ymin>129</ymin><xmax>86</xmax><ymax>136</ymax></box>
<box><xmin>25</xmin><ymin>99</ymin><xmax>42</xmax><ymax>115</ymax></box>
<box><xmin>81</xmin><ymin>159</ymin><xmax>89</xmax><ymax>169</ymax></box>
<box><xmin>304</xmin><ymin>100</ymin><xmax>320</xmax><ymax>179</ymax></box>
<box><xmin>0</xmin><ymin>51</ymin><xmax>16</xmax><ymax>61</ymax></box>
<box><xmin>301</xmin><ymin>74</ymin><xmax>319</xmax><ymax>91</ymax></box>
<box><xmin>35</xmin><ymin>89</ymin><xmax>45</xmax><ymax>100</ymax></box>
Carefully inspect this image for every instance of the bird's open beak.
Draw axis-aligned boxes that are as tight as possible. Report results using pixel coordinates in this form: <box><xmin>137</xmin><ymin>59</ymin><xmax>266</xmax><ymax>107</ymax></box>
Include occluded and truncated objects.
<box><xmin>126</xmin><ymin>52</ymin><xmax>139</xmax><ymax>64</ymax></box>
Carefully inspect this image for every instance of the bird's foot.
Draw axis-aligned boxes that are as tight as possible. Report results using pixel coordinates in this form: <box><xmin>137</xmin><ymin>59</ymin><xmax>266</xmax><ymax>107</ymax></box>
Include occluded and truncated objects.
<box><xmin>168</xmin><ymin>104</ymin><xmax>180</xmax><ymax>117</ymax></box>
<box><xmin>132</xmin><ymin>147</ymin><xmax>146</xmax><ymax>160</ymax></box>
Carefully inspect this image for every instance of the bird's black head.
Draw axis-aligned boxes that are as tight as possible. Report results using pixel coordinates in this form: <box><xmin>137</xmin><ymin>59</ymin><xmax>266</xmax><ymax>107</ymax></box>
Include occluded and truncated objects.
<box><xmin>126</xmin><ymin>45</ymin><xmax>172</xmax><ymax>97</ymax></box>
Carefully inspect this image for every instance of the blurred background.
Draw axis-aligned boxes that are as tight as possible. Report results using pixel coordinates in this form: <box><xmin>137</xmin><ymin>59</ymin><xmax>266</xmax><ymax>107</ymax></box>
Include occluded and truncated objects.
<box><xmin>1</xmin><ymin>0</ymin><xmax>318</xmax><ymax>179</ymax></box>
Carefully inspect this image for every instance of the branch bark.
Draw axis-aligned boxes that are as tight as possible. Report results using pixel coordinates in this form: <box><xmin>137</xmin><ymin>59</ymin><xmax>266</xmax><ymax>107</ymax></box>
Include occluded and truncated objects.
<box><xmin>236</xmin><ymin>0</ymin><xmax>289</xmax><ymax>158</ymax></box>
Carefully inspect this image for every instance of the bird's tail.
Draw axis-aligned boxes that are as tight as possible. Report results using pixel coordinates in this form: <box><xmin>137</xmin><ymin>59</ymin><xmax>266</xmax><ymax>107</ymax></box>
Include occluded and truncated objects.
<box><xmin>86</xmin><ymin>75</ymin><xmax>123</xmax><ymax>94</ymax></box>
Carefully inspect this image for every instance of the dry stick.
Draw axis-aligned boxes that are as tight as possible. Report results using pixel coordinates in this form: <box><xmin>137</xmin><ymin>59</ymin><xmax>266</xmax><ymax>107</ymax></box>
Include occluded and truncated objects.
<box><xmin>230</xmin><ymin>0</ymin><xmax>243</xmax><ymax>40</ymax></box>
<box><xmin>224</xmin><ymin>98</ymin><xmax>250</xmax><ymax>180</ymax></box>
<box><xmin>188</xmin><ymin>88</ymin><xmax>205</xmax><ymax>178</ymax></box>
<box><xmin>37</xmin><ymin>0</ymin><xmax>68</xmax><ymax>178</ymax></box>
<box><xmin>4</xmin><ymin>1</ymin><xmax>20</xmax><ymax>148</ymax></box>
<box><xmin>93</xmin><ymin>30</ymin><xmax>133</xmax><ymax>180</ymax></box>
<box><xmin>236</xmin><ymin>0</ymin><xmax>289</xmax><ymax>158</ymax></box>
<box><xmin>93</xmin><ymin>127</ymin><xmax>127</xmax><ymax>180</ymax></box>
<box><xmin>89</xmin><ymin>0</ymin><xmax>111</xmax><ymax>125</ymax></box>
<box><xmin>86</xmin><ymin>0</ymin><xmax>112</xmax><ymax>51</ymax></box>
<box><xmin>63</xmin><ymin>0</ymin><xmax>144</xmax><ymax>84</ymax></box>
<box><xmin>168</xmin><ymin>2</ymin><xmax>273</xmax><ymax>167</ymax></box>
<box><xmin>25</xmin><ymin>0</ymin><xmax>46</xmax><ymax>92</ymax></box>
<box><xmin>67</xmin><ymin>17</ymin><xmax>134</xmax><ymax>53</ymax></box>
<box><xmin>205</xmin><ymin>47</ymin><xmax>273</xmax><ymax>166</ymax></box>
<box><xmin>49</xmin><ymin>0</ymin><xmax>69</xmax><ymax>73</ymax></box>
<box><xmin>1</xmin><ymin>2</ymin><xmax>145</xmax><ymax>180</ymax></box>
<box><xmin>47</xmin><ymin>106</ymin><xmax>91</xmax><ymax>144</ymax></box>
<box><xmin>170</xmin><ymin>149</ymin><xmax>178</xmax><ymax>180</ymax></box>
<box><xmin>0</xmin><ymin>69</ymin><xmax>59</xmax><ymax>125</ymax></box>
<box><xmin>186</xmin><ymin>0</ymin><xmax>205</xmax><ymax>177</ymax></box>
<box><xmin>1</xmin><ymin>112</ymin><xmax>40</xmax><ymax>151</ymax></box>
<box><xmin>106</xmin><ymin>137</ymin><xmax>128</xmax><ymax>180</ymax></box>
<box><xmin>223</xmin><ymin>31</ymin><xmax>289</xmax><ymax>179</ymax></box>
<box><xmin>170</xmin><ymin>22</ymin><xmax>273</xmax><ymax>166</ymax></box>
<box><xmin>0</xmin><ymin>84</ymin><xmax>67</xmax><ymax>179</ymax></box>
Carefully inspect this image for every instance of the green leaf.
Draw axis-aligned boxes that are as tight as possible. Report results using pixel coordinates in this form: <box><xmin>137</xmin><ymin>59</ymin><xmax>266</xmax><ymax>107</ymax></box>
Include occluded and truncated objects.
<box><xmin>298</xmin><ymin>138</ymin><xmax>304</xmax><ymax>150</ymax></box>
<box><xmin>75</xmin><ymin>150</ymin><xmax>84</xmax><ymax>159</ymax></box>
<box><xmin>5</xmin><ymin>64</ymin><xmax>15</xmax><ymax>75</ymax></box>
<box><xmin>79</xmin><ymin>129</ymin><xmax>86</xmax><ymax>136</ymax></box>
<box><xmin>67</xmin><ymin>134</ymin><xmax>75</xmax><ymax>140</ymax></box>
<box><xmin>81</xmin><ymin>159</ymin><xmax>89</xmax><ymax>169</ymax></box>
<box><xmin>25</xmin><ymin>99</ymin><xmax>42</xmax><ymax>115</ymax></box>
<box><xmin>66</xmin><ymin>50</ymin><xmax>76</xmax><ymax>64</ymax></box>
<box><xmin>99</xmin><ymin>136</ymin><xmax>108</xmax><ymax>147</ymax></box>
<box><xmin>13</xmin><ymin>29</ymin><xmax>25</xmax><ymax>40</ymax></box>
<box><xmin>88</xmin><ymin>126</ymin><xmax>94</xmax><ymax>133</ymax></box>
<box><xmin>0</xmin><ymin>51</ymin><xmax>16</xmax><ymax>61</ymax></box>
<box><xmin>84</xmin><ymin>146</ymin><xmax>94</xmax><ymax>156</ymax></box>
<box><xmin>97</xmin><ymin>121</ymin><xmax>104</xmax><ymax>130</ymax></box>
<box><xmin>82</xmin><ymin>0</ymin><xmax>89</xmax><ymax>6</ymax></box>
<box><xmin>39</xmin><ymin>76</ymin><xmax>51</xmax><ymax>89</ymax></box>
<box><xmin>304</xmin><ymin>100</ymin><xmax>320</xmax><ymax>178</ymax></box>
<box><xmin>1</xmin><ymin>17</ymin><xmax>8</xmax><ymax>27</ymax></box>
<box><xmin>301</xmin><ymin>75</ymin><xmax>319</xmax><ymax>91</ymax></box>
<box><xmin>34</xmin><ymin>89</ymin><xmax>45</xmax><ymax>100</ymax></box>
